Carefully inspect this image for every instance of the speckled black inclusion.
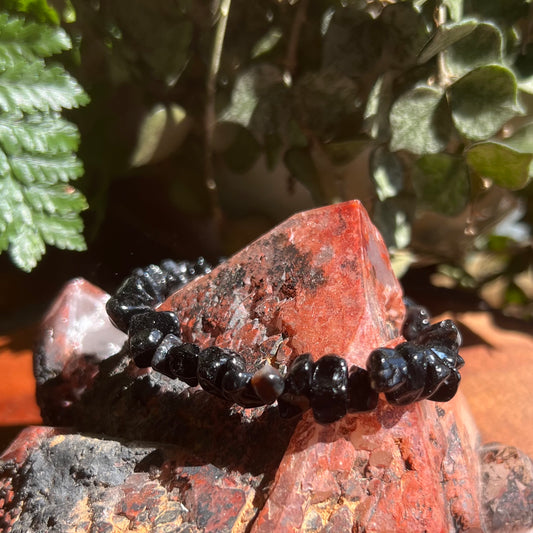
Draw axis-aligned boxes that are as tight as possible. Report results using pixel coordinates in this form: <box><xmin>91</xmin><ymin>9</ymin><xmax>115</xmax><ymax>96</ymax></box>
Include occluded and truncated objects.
<box><xmin>107</xmin><ymin>260</ymin><xmax>464</xmax><ymax>424</ymax></box>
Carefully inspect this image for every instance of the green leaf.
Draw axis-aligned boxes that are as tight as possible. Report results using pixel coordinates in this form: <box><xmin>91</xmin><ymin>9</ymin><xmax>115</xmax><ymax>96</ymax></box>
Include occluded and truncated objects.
<box><xmin>380</xmin><ymin>3</ymin><xmax>429</xmax><ymax>69</ymax></box>
<box><xmin>444</xmin><ymin>22</ymin><xmax>503</xmax><ymax>78</ymax></box>
<box><xmin>8</xmin><ymin>223</ymin><xmax>45</xmax><ymax>272</ymax></box>
<box><xmin>443</xmin><ymin>0</ymin><xmax>464</xmax><ymax>21</ymax></box>
<box><xmin>322</xmin><ymin>7</ymin><xmax>383</xmax><ymax>78</ymax></box>
<box><xmin>463</xmin><ymin>0</ymin><xmax>528</xmax><ymax>26</ymax></box>
<box><xmin>34</xmin><ymin>212</ymin><xmax>86</xmax><ymax>249</ymax></box>
<box><xmin>0</xmin><ymin>13</ymin><xmax>88</xmax><ymax>272</ymax></box>
<box><xmin>220</xmin><ymin>124</ymin><xmax>261</xmax><ymax>174</ymax></box>
<box><xmin>291</xmin><ymin>69</ymin><xmax>361</xmax><ymax>139</ymax></box>
<box><xmin>365</xmin><ymin>74</ymin><xmax>394</xmax><ymax>141</ymax></box>
<box><xmin>447</xmin><ymin>65</ymin><xmax>522</xmax><ymax>141</ymax></box>
<box><xmin>370</xmin><ymin>146</ymin><xmax>404</xmax><ymax>201</ymax></box>
<box><xmin>284</xmin><ymin>147</ymin><xmax>323</xmax><ymax>204</ymax></box>
<box><xmin>251</xmin><ymin>27</ymin><xmax>283</xmax><ymax>58</ymax></box>
<box><xmin>418</xmin><ymin>20</ymin><xmax>478</xmax><ymax>64</ymax></box>
<box><xmin>514</xmin><ymin>44</ymin><xmax>533</xmax><ymax>94</ymax></box>
<box><xmin>0</xmin><ymin>113</ymin><xmax>79</xmax><ymax>155</ymax></box>
<box><xmin>23</xmin><ymin>183</ymin><xmax>88</xmax><ymax>215</ymax></box>
<box><xmin>0</xmin><ymin>12</ymin><xmax>67</xmax><ymax>68</ymax></box>
<box><xmin>10</xmin><ymin>152</ymin><xmax>83</xmax><ymax>185</ymax></box>
<box><xmin>412</xmin><ymin>154</ymin><xmax>470</xmax><ymax>216</ymax></box>
<box><xmin>0</xmin><ymin>62</ymin><xmax>89</xmax><ymax>114</ymax></box>
<box><xmin>248</xmin><ymin>78</ymin><xmax>292</xmax><ymax>169</ymax></box>
<box><xmin>131</xmin><ymin>104</ymin><xmax>190</xmax><ymax>167</ymax></box>
<box><xmin>1</xmin><ymin>0</ymin><xmax>60</xmax><ymax>24</ymax></box>
<box><xmin>372</xmin><ymin>196</ymin><xmax>413</xmax><ymax>250</ymax></box>
<box><xmin>390</xmin><ymin>85</ymin><xmax>451</xmax><ymax>154</ymax></box>
<box><xmin>220</xmin><ymin>69</ymin><xmax>264</xmax><ymax>127</ymax></box>
<box><xmin>466</xmin><ymin>142</ymin><xmax>532</xmax><ymax>190</ymax></box>
<box><xmin>106</xmin><ymin>0</ymin><xmax>193</xmax><ymax>86</ymax></box>
<box><xmin>324</xmin><ymin>138</ymin><xmax>370</xmax><ymax>166</ymax></box>
<box><xmin>503</xmin><ymin>123</ymin><xmax>533</xmax><ymax>155</ymax></box>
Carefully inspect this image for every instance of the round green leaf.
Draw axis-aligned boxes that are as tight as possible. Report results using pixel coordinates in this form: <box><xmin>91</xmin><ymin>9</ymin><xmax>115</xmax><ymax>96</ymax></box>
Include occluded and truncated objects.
<box><xmin>504</xmin><ymin>123</ymin><xmax>533</xmax><ymax>154</ymax></box>
<box><xmin>412</xmin><ymin>154</ymin><xmax>470</xmax><ymax>216</ymax></box>
<box><xmin>324</xmin><ymin>138</ymin><xmax>370</xmax><ymax>166</ymax></box>
<box><xmin>418</xmin><ymin>20</ymin><xmax>478</xmax><ymax>65</ymax></box>
<box><xmin>444</xmin><ymin>22</ymin><xmax>503</xmax><ymax>78</ymax></box>
<box><xmin>372</xmin><ymin>196</ymin><xmax>413</xmax><ymax>250</ymax></box>
<box><xmin>466</xmin><ymin>142</ymin><xmax>532</xmax><ymax>190</ymax></box>
<box><xmin>369</xmin><ymin>146</ymin><xmax>404</xmax><ymax>201</ymax></box>
<box><xmin>284</xmin><ymin>147</ymin><xmax>322</xmax><ymax>204</ymax></box>
<box><xmin>390</xmin><ymin>86</ymin><xmax>451</xmax><ymax>154</ymax></box>
<box><xmin>443</xmin><ymin>0</ymin><xmax>464</xmax><ymax>22</ymax></box>
<box><xmin>379</xmin><ymin>3</ymin><xmax>429</xmax><ymax>69</ymax></box>
<box><xmin>221</xmin><ymin>124</ymin><xmax>261</xmax><ymax>174</ymax></box>
<box><xmin>322</xmin><ymin>8</ymin><xmax>383</xmax><ymax>78</ymax></box>
<box><xmin>131</xmin><ymin>104</ymin><xmax>190</xmax><ymax>167</ymax></box>
<box><xmin>447</xmin><ymin>65</ymin><xmax>522</xmax><ymax>141</ymax></box>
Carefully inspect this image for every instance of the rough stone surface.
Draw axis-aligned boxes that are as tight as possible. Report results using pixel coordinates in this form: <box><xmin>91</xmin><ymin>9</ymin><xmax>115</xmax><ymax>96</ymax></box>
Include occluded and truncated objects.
<box><xmin>2</xmin><ymin>200</ymin><xmax>527</xmax><ymax>532</ymax></box>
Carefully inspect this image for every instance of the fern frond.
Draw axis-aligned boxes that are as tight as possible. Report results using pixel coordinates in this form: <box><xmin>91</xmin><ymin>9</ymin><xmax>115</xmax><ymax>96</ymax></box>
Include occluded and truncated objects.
<box><xmin>0</xmin><ymin>13</ymin><xmax>89</xmax><ymax>272</ymax></box>
<box><xmin>10</xmin><ymin>152</ymin><xmax>83</xmax><ymax>185</ymax></box>
<box><xmin>0</xmin><ymin>12</ymin><xmax>70</xmax><ymax>68</ymax></box>
<box><xmin>0</xmin><ymin>113</ymin><xmax>79</xmax><ymax>155</ymax></box>
<box><xmin>0</xmin><ymin>62</ymin><xmax>88</xmax><ymax>113</ymax></box>
<box><xmin>23</xmin><ymin>183</ymin><xmax>88</xmax><ymax>215</ymax></box>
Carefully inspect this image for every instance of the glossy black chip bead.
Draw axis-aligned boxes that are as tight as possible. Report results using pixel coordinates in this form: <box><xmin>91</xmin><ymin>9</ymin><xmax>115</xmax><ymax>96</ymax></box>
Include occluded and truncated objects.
<box><xmin>310</xmin><ymin>355</ymin><xmax>348</xmax><ymax>424</ymax></box>
<box><xmin>197</xmin><ymin>347</ymin><xmax>246</xmax><ymax>398</ymax></box>
<box><xmin>426</xmin><ymin>368</ymin><xmax>461</xmax><ymax>402</ymax></box>
<box><xmin>383</xmin><ymin>342</ymin><xmax>428</xmax><ymax>406</ymax></box>
<box><xmin>416</xmin><ymin>319</ymin><xmax>462</xmax><ymax>352</ymax></box>
<box><xmin>166</xmin><ymin>342</ymin><xmax>201</xmax><ymax>386</ymax></box>
<box><xmin>151</xmin><ymin>334</ymin><xmax>183</xmax><ymax>378</ymax></box>
<box><xmin>106</xmin><ymin>258</ymin><xmax>213</xmax><ymax>333</ymax></box>
<box><xmin>278</xmin><ymin>353</ymin><xmax>313</xmax><ymax>419</ymax></box>
<box><xmin>251</xmin><ymin>364</ymin><xmax>285</xmax><ymax>404</ymax></box>
<box><xmin>127</xmin><ymin>310</ymin><xmax>181</xmax><ymax>367</ymax></box>
<box><xmin>366</xmin><ymin>347</ymin><xmax>408</xmax><ymax>393</ymax></box>
<box><xmin>221</xmin><ymin>369</ymin><xmax>256</xmax><ymax>405</ymax></box>
<box><xmin>402</xmin><ymin>298</ymin><xmax>431</xmax><ymax>341</ymax></box>
<box><xmin>347</xmin><ymin>367</ymin><xmax>378</xmax><ymax>412</ymax></box>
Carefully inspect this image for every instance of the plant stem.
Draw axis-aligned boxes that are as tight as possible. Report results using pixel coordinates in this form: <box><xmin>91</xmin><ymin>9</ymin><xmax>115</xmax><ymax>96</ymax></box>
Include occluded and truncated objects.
<box><xmin>284</xmin><ymin>0</ymin><xmax>308</xmax><ymax>79</ymax></box>
<box><xmin>205</xmin><ymin>0</ymin><xmax>231</xmax><ymax>218</ymax></box>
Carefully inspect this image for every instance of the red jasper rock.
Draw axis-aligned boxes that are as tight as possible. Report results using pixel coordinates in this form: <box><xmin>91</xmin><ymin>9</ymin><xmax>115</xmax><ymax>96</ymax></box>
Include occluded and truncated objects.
<box><xmin>2</xmin><ymin>200</ymin><xmax>530</xmax><ymax>532</ymax></box>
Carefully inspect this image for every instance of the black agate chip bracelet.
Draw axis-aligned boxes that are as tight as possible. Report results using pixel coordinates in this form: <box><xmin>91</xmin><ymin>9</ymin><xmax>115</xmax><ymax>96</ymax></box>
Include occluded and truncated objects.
<box><xmin>106</xmin><ymin>259</ymin><xmax>464</xmax><ymax>424</ymax></box>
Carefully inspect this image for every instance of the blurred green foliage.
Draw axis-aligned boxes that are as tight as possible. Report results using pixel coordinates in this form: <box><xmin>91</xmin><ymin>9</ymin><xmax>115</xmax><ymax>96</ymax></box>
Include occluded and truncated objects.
<box><xmin>1</xmin><ymin>0</ymin><xmax>533</xmax><ymax>316</ymax></box>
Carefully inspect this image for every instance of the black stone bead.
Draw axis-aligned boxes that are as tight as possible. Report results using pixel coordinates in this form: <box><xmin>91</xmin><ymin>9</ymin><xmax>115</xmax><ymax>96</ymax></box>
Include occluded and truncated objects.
<box><xmin>132</xmin><ymin>264</ymin><xmax>168</xmax><ymax>302</ymax></box>
<box><xmin>385</xmin><ymin>343</ymin><xmax>427</xmax><ymax>405</ymax></box>
<box><xmin>151</xmin><ymin>334</ymin><xmax>183</xmax><ymax>378</ymax></box>
<box><xmin>106</xmin><ymin>298</ymin><xmax>152</xmax><ymax>333</ymax></box>
<box><xmin>128</xmin><ymin>310</ymin><xmax>180</xmax><ymax>337</ymax></box>
<box><xmin>278</xmin><ymin>353</ymin><xmax>313</xmax><ymax>419</ymax></box>
<box><xmin>221</xmin><ymin>368</ymin><xmax>252</xmax><ymax>401</ymax></box>
<box><xmin>197</xmin><ymin>346</ymin><xmax>245</xmax><ymax>397</ymax></box>
<box><xmin>420</xmin><ymin>348</ymin><xmax>453</xmax><ymax>398</ymax></box>
<box><xmin>167</xmin><ymin>342</ymin><xmax>201</xmax><ymax>386</ymax></box>
<box><xmin>251</xmin><ymin>364</ymin><xmax>285</xmax><ymax>404</ymax></box>
<box><xmin>402</xmin><ymin>299</ymin><xmax>431</xmax><ymax>341</ymax></box>
<box><xmin>416</xmin><ymin>319</ymin><xmax>462</xmax><ymax>351</ymax></box>
<box><xmin>310</xmin><ymin>355</ymin><xmax>348</xmax><ymax>424</ymax></box>
<box><xmin>347</xmin><ymin>366</ymin><xmax>378</xmax><ymax>412</ymax></box>
<box><xmin>129</xmin><ymin>328</ymin><xmax>164</xmax><ymax>368</ymax></box>
<box><xmin>233</xmin><ymin>380</ymin><xmax>267</xmax><ymax>408</ymax></box>
<box><xmin>366</xmin><ymin>347</ymin><xmax>408</xmax><ymax>393</ymax></box>
<box><xmin>427</xmin><ymin>368</ymin><xmax>461</xmax><ymax>402</ymax></box>
<box><xmin>430</xmin><ymin>345</ymin><xmax>462</xmax><ymax>370</ymax></box>
<box><xmin>285</xmin><ymin>354</ymin><xmax>313</xmax><ymax>395</ymax></box>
